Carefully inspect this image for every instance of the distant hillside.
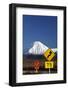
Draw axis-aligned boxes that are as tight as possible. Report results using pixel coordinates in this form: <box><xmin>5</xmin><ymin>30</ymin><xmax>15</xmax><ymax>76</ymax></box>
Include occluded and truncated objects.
<box><xmin>23</xmin><ymin>54</ymin><xmax>46</xmax><ymax>60</ymax></box>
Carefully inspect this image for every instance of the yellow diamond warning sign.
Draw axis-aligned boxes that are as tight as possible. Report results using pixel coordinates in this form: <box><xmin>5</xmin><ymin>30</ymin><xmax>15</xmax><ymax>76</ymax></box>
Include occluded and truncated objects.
<box><xmin>44</xmin><ymin>48</ymin><xmax>55</xmax><ymax>61</ymax></box>
<box><xmin>45</xmin><ymin>61</ymin><xmax>54</xmax><ymax>68</ymax></box>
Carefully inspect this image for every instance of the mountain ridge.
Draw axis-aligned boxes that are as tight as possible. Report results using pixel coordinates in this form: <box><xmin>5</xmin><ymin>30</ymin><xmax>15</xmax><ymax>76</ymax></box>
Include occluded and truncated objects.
<box><xmin>28</xmin><ymin>41</ymin><xmax>57</xmax><ymax>54</ymax></box>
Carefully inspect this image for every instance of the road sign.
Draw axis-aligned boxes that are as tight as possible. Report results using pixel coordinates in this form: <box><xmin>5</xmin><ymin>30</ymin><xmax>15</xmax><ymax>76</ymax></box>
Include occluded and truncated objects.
<box><xmin>45</xmin><ymin>61</ymin><xmax>54</xmax><ymax>69</ymax></box>
<box><xmin>44</xmin><ymin>48</ymin><xmax>55</xmax><ymax>61</ymax></box>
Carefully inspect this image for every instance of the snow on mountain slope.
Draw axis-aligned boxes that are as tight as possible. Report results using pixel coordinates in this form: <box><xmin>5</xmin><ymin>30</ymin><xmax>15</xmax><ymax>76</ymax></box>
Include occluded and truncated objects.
<box><xmin>28</xmin><ymin>41</ymin><xmax>57</xmax><ymax>54</ymax></box>
<box><xmin>29</xmin><ymin>41</ymin><xmax>48</xmax><ymax>54</ymax></box>
<box><xmin>52</xmin><ymin>48</ymin><xmax>57</xmax><ymax>52</ymax></box>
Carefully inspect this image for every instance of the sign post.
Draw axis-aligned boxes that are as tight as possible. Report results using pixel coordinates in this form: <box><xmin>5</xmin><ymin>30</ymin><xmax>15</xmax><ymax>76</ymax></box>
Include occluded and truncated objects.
<box><xmin>44</xmin><ymin>49</ymin><xmax>55</xmax><ymax>73</ymax></box>
<box><xmin>45</xmin><ymin>61</ymin><xmax>54</xmax><ymax>73</ymax></box>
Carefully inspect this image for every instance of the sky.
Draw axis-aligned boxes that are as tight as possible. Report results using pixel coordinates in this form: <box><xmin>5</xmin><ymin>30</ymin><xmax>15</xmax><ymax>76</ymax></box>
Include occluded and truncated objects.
<box><xmin>23</xmin><ymin>15</ymin><xmax>57</xmax><ymax>50</ymax></box>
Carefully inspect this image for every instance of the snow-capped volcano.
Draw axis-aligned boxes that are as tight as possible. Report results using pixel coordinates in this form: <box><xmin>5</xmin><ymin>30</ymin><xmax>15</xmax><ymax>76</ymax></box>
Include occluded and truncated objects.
<box><xmin>29</xmin><ymin>41</ymin><xmax>48</xmax><ymax>54</ymax></box>
<box><xmin>28</xmin><ymin>41</ymin><xmax>57</xmax><ymax>54</ymax></box>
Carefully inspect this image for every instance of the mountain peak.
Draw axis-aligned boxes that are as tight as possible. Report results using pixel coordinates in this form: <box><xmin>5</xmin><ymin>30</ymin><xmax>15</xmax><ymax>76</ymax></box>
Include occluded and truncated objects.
<box><xmin>28</xmin><ymin>41</ymin><xmax>48</xmax><ymax>54</ymax></box>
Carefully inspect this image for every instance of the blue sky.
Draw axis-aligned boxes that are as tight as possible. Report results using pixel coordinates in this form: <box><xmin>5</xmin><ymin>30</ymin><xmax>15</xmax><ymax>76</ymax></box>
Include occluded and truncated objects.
<box><xmin>23</xmin><ymin>15</ymin><xmax>57</xmax><ymax>49</ymax></box>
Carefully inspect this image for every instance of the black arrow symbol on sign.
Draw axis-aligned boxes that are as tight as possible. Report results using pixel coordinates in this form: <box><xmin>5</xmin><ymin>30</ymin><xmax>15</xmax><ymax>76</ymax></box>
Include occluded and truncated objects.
<box><xmin>47</xmin><ymin>51</ymin><xmax>52</xmax><ymax>58</ymax></box>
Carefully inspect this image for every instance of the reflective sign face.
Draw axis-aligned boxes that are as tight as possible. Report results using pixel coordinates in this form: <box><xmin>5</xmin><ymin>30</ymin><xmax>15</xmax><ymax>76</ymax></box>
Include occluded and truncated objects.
<box><xmin>45</xmin><ymin>61</ymin><xmax>54</xmax><ymax>68</ymax></box>
<box><xmin>44</xmin><ymin>49</ymin><xmax>55</xmax><ymax>61</ymax></box>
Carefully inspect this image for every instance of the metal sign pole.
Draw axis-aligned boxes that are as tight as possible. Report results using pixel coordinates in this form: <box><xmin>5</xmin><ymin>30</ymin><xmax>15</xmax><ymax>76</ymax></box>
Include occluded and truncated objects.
<box><xmin>49</xmin><ymin>68</ymin><xmax>50</xmax><ymax>73</ymax></box>
<box><xmin>49</xmin><ymin>62</ymin><xmax>50</xmax><ymax>73</ymax></box>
